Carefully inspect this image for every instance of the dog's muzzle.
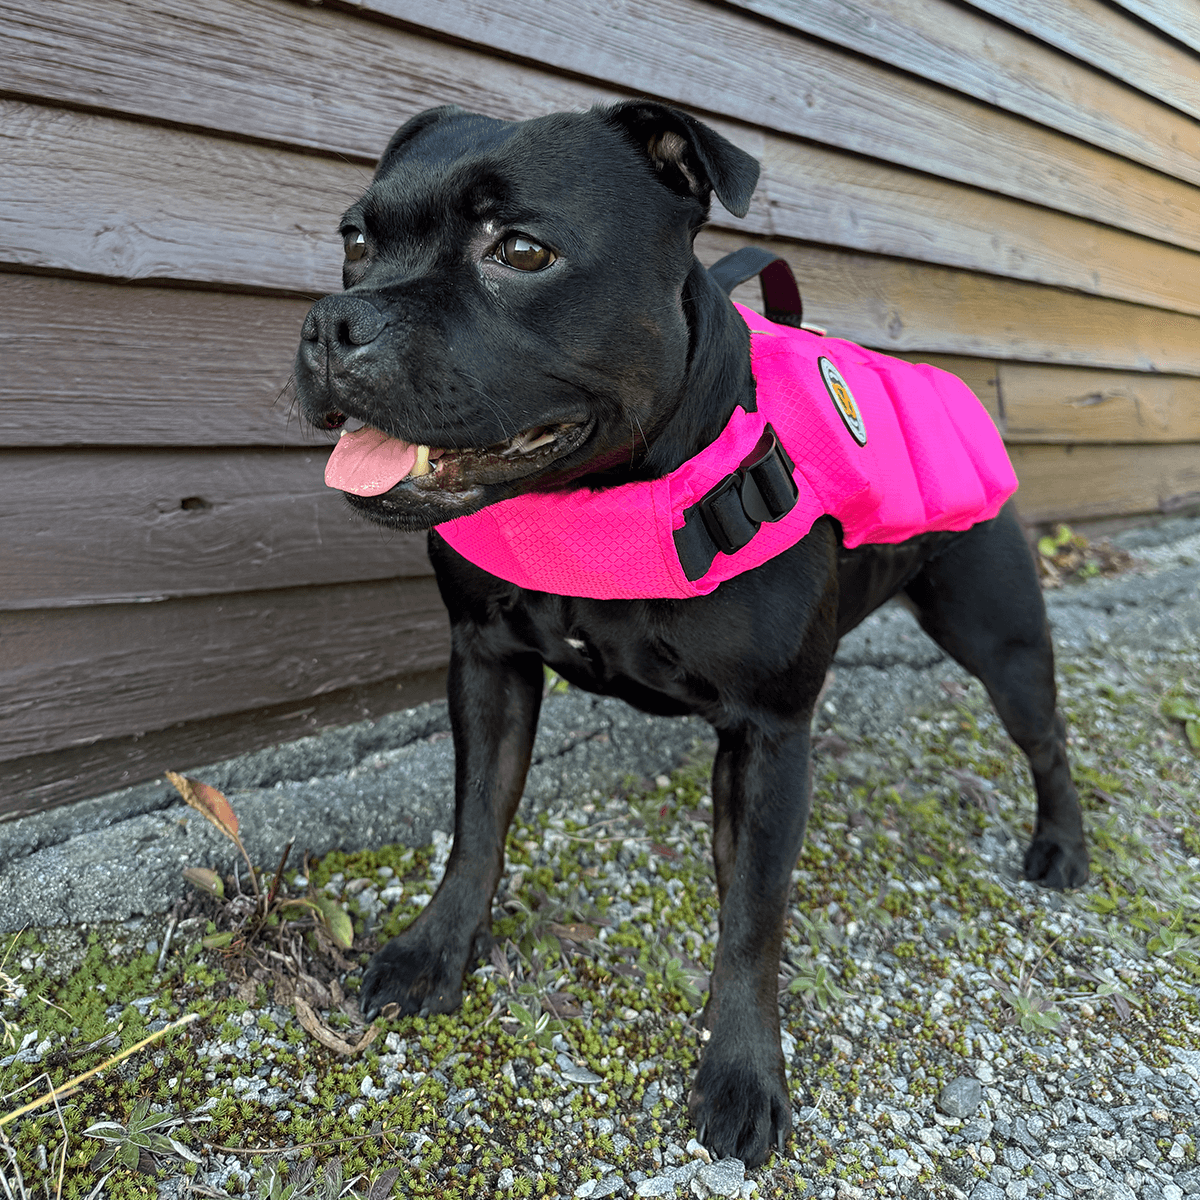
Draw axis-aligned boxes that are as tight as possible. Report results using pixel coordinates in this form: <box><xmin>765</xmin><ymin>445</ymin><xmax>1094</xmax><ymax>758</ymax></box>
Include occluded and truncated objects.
<box><xmin>298</xmin><ymin>295</ymin><xmax>390</xmax><ymax>424</ymax></box>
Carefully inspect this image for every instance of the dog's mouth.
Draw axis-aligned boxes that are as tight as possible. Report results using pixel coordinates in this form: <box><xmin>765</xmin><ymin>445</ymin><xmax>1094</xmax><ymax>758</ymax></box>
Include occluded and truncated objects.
<box><xmin>323</xmin><ymin>416</ymin><xmax>594</xmax><ymax>498</ymax></box>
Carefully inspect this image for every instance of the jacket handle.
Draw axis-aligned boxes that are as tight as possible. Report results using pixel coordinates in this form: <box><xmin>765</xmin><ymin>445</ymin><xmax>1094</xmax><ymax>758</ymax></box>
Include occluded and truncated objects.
<box><xmin>707</xmin><ymin>247</ymin><xmax>803</xmax><ymax>326</ymax></box>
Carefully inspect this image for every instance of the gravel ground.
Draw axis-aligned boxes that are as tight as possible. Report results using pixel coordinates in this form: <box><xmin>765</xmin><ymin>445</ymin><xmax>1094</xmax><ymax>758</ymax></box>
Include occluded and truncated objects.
<box><xmin>2</xmin><ymin>517</ymin><xmax>1199</xmax><ymax>1200</ymax></box>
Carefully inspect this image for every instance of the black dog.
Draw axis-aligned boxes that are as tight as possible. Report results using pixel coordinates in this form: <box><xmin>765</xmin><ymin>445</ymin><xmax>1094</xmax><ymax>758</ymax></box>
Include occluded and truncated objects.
<box><xmin>294</xmin><ymin>101</ymin><xmax>1088</xmax><ymax>1166</ymax></box>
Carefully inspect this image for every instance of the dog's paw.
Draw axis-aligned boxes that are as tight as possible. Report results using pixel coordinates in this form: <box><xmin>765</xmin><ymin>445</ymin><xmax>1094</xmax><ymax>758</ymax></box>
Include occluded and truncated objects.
<box><xmin>1024</xmin><ymin>835</ymin><xmax>1089</xmax><ymax>890</ymax></box>
<box><xmin>687</xmin><ymin>1054</ymin><xmax>791</xmax><ymax>1168</ymax></box>
<box><xmin>358</xmin><ymin>926</ymin><xmax>491</xmax><ymax>1020</ymax></box>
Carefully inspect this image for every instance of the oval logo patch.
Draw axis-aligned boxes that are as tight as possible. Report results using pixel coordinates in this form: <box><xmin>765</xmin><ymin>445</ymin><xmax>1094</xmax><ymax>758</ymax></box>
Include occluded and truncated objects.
<box><xmin>818</xmin><ymin>357</ymin><xmax>867</xmax><ymax>446</ymax></box>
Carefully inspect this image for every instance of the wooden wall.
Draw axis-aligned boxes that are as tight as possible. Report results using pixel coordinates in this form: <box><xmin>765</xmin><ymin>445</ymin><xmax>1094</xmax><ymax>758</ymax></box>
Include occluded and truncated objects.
<box><xmin>1</xmin><ymin>0</ymin><xmax>1197</xmax><ymax>814</ymax></box>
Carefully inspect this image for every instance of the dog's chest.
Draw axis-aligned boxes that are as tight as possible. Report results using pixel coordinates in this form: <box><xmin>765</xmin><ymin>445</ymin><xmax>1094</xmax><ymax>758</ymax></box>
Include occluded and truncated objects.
<box><xmin>508</xmin><ymin>575</ymin><xmax>827</xmax><ymax>722</ymax></box>
<box><xmin>538</xmin><ymin>612</ymin><xmax>703</xmax><ymax>716</ymax></box>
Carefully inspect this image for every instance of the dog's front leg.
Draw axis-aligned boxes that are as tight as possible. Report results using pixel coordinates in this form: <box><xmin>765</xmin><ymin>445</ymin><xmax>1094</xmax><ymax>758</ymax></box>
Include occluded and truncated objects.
<box><xmin>689</xmin><ymin>720</ymin><xmax>813</xmax><ymax>1167</ymax></box>
<box><xmin>359</xmin><ymin>632</ymin><xmax>543</xmax><ymax>1019</ymax></box>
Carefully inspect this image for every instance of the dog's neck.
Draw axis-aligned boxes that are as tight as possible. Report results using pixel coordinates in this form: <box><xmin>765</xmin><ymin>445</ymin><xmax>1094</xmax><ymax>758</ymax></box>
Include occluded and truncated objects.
<box><xmin>630</xmin><ymin>261</ymin><xmax>756</xmax><ymax>480</ymax></box>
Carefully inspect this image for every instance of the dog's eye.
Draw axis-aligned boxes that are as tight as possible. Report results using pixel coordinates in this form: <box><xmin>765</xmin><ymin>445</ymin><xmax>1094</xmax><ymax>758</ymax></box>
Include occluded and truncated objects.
<box><xmin>495</xmin><ymin>235</ymin><xmax>556</xmax><ymax>272</ymax></box>
<box><xmin>343</xmin><ymin>231</ymin><xmax>367</xmax><ymax>262</ymax></box>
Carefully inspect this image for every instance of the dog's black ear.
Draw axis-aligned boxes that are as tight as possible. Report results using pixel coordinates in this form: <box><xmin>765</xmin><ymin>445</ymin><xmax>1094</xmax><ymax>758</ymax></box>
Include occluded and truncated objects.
<box><xmin>602</xmin><ymin>101</ymin><xmax>759</xmax><ymax>218</ymax></box>
<box><xmin>375</xmin><ymin>105</ymin><xmax>468</xmax><ymax>177</ymax></box>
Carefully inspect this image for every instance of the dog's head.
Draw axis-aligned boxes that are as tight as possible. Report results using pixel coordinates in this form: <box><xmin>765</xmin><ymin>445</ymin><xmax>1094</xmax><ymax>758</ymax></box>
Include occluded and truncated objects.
<box><xmin>295</xmin><ymin>101</ymin><xmax>759</xmax><ymax>531</ymax></box>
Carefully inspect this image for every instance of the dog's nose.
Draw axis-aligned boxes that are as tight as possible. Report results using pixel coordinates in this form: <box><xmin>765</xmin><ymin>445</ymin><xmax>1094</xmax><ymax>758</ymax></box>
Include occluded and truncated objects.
<box><xmin>301</xmin><ymin>294</ymin><xmax>389</xmax><ymax>349</ymax></box>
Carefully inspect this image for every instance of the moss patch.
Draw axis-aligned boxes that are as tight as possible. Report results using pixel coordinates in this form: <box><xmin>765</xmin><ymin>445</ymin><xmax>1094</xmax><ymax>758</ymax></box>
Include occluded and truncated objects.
<box><xmin>2</xmin><ymin>653</ymin><xmax>1198</xmax><ymax>1198</ymax></box>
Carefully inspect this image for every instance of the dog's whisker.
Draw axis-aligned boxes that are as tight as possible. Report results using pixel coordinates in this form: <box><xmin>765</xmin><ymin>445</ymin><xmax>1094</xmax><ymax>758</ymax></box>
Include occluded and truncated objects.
<box><xmin>274</xmin><ymin>374</ymin><xmax>297</xmax><ymax>410</ymax></box>
<box><xmin>632</xmin><ymin>412</ymin><xmax>647</xmax><ymax>462</ymax></box>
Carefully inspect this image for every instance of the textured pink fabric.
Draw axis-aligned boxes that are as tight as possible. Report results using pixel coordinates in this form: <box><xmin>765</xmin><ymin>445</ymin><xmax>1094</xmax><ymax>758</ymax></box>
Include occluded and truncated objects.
<box><xmin>436</xmin><ymin>303</ymin><xmax>1017</xmax><ymax>599</ymax></box>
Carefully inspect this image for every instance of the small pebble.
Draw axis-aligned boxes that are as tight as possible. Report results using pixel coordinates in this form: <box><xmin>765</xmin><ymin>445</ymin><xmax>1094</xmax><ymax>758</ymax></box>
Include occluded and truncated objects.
<box><xmin>939</xmin><ymin>1075</ymin><xmax>984</xmax><ymax>1118</ymax></box>
<box><xmin>694</xmin><ymin>1158</ymin><xmax>745</xmax><ymax>1198</ymax></box>
<box><xmin>968</xmin><ymin>1184</ymin><xmax>1004</xmax><ymax>1200</ymax></box>
<box><xmin>636</xmin><ymin>1177</ymin><xmax>676</xmax><ymax>1197</ymax></box>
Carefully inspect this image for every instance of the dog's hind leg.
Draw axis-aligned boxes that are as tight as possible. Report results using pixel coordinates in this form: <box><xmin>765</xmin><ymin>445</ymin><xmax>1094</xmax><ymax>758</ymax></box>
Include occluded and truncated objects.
<box><xmin>359</xmin><ymin>635</ymin><xmax>544</xmax><ymax>1018</ymax></box>
<box><xmin>902</xmin><ymin>501</ymin><xmax>1088</xmax><ymax>889</ymax></box>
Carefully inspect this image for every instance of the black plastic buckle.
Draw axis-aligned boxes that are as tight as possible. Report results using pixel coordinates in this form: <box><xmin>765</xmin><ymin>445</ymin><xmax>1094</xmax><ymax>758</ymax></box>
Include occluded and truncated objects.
<box><xmin>701</xmin><ymin>473</ymin><xmax>758</xmax><ymax>555</ymax></box>
<box><xmin>673</xmin><ymin>425</ymin><xmax>799</xmax><ymax>580</ymax></box>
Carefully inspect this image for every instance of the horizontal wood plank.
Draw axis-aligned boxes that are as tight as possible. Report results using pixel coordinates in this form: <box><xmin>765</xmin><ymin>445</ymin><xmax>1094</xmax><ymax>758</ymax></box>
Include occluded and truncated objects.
<box><xmin>726</xmin><ymin>0</ymin><xmax>1200</xmax><ymax>183</ymax></box>
<box><xmin>999</xmin><ymin>366</ymin><xmax>1200</xmax><ymax>443</ymax></box>
<box><xmin>964</xmin><ymin>0</ymin><xmax>1200</xmax><ymax>122</ymax></box>
<box><xmin>1112</xmin><ymin>0</ymin><xmax>1200</xmax><ymax>56</ymax></box>
<box><xmin>9</xmin><ymin>275</ymin><xmax>1195</xmax><ymax>458</ymax></box>
<box><xmin>0</xmin><ymin>275</ymin><xmax>313</xmax><ymax>446</ymax></box>
<box><xmin>6</xmin><ymin>273</ymin><xmax>1194</xmax><ymax>457</ymax></box>
<box><xmin>8</xmin><ymin>352</ymin><xmax>1193</xmax><ymax>606</ymax></box>
<box><xmin>3</xmin><ymin>449</ymin><xmax>1188</xmax><ymax>768</ymax></box>
<box><xmin>703</xmin><ymin>232</ymin><xmax>1200</xmax><ymax>376</ymax></box>
<box><xmin>0</xmin><ymin>668</ymin><xmax>448</xmax><ymax>817</ymax></box>
<box><xmin>1009</xmin><ymin>442</ymin><xmax>1200</xmax><ymax>523</ymax></box>
<box><xmin>0</xmin><ymin>0</ymin><xmax>601</xmax><ymax>159</ymax></box>
<box><xmin>757</xmin><ymin>139</ymin><xmax>1200</xmax><ymax>318</ymax></box>
<box><xmin>0</xmin><ymin>579</ymin><xmax>451</xmax><ymax>760</ymax></box>
<box><xmin>368</xmin><ymin>0</ymin><xmax>1200</xmax><ymax>252</ymax></box>
<box><xmin>3</xmin><ymin>0</ymin><xmax>1199</xmax><ymax>253</ymax></box>
<box><xmin>0</xmin><ymin>449</ymin><xmax>431</xmax><ymax>608</ymax></box>
<box><xmin>0</xmin><ymin>100</ymin><xmax>354</xmax><ymax>292</ymax></box>
<box><xmin>4</xmin><ymin>93</ymin><xmax>1198</xmax><ymax>322</ymax></box>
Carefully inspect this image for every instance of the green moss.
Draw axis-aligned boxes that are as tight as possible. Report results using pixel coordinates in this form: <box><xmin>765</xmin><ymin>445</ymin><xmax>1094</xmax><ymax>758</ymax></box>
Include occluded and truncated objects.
<box><xmin>1</xmin><ymin>657</ymin><xmax>1197</xmax><ymax>1197</ymax></box>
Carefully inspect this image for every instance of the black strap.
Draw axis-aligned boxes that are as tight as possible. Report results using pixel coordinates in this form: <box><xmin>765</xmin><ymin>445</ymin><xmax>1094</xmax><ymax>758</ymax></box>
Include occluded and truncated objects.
<box><xmin>669</xmin><ymin>249</ymin><xmax>806</xmax><ymax>582</ymax></box>
<box><xmin>707</xmin><ymin>247</ymin><xmax>803</xmax><ymax>327</ymax></box>
<box><xmin>673</xmin><ymin>424</ymin><xmax>800</xmax><ymax>581</ymax></box>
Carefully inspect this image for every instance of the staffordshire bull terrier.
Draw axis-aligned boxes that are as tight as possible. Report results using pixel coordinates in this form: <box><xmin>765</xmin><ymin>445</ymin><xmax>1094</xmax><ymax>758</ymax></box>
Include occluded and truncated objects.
<box><xmin>294</xmin><ymin>100</ymin><xmax>1088</xmax><ymax>1166</ymax></box>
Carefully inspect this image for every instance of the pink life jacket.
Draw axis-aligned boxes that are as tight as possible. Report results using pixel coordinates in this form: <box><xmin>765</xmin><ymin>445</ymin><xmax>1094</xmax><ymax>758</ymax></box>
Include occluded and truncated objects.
<box><xmin>436</xmin><ymin>303</ymin><xmax>1017</xmax><ymax>600</ymax></box>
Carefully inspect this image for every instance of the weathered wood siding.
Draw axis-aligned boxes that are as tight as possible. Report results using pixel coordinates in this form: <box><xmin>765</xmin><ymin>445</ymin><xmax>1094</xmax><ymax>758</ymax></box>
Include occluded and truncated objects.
<box><xmin>1</xmin><ymin>0</ymin><xmax>1197</xmax><ymax>813</ymax></box>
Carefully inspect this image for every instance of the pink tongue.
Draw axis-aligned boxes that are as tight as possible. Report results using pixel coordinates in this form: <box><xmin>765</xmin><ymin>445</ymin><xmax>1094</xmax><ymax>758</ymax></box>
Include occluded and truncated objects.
<box><xmin>324</xmin><ymin>426</ymin><xmax>419</xmax><ymax>496</ymax></box>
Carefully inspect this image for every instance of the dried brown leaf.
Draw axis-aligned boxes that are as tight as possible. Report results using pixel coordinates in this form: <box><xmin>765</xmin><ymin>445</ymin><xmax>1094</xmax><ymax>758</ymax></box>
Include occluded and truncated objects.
<box><xmin>542</xmin><ymin>991</ymin><xmax>583</xmax><ymax>1018</ymax></box>
<box><xmin>368</xmin><ymin>1167</ymin><xmax>401</xmax><ymax>1200</ymax></box>
<box><xmin>167</xmin><ymin>771</ymin><xmax>240</xmax><ymax>841</ymax></box>
<box><xmin>293</xmin><ymin>997</ymin><xmax>379</xmax><ymax>1056</ymax></box>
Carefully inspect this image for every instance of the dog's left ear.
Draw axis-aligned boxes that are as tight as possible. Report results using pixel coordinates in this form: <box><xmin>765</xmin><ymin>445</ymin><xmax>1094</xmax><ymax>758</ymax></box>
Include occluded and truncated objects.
<box><xmin>603</xmin><ymin>101</ymin><xmax>760</xmax><ymax>218</ymax></box>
